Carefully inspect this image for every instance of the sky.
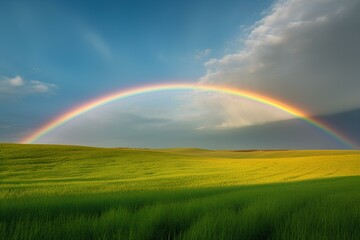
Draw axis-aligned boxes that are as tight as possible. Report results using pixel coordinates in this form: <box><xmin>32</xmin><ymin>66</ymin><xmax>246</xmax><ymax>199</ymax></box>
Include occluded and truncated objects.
<box><xmin>0</xmin><ymin>0</ymin><xmax>359</xmax><ymax>149</ymax></box>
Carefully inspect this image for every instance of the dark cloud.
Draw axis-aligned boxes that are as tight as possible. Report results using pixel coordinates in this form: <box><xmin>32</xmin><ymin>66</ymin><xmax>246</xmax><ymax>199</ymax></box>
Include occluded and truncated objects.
<box><xmin>34</xmin><ymin>110</ymin><xmax>358</xmax><ymax>149</ymax></box>
<box><xmin>0</xmin><ymin>121</ymin><xmax>31</xmax><ymax>142</ymax></box>
<box><xmin>200</xmin><ymin>0</ymin><xmax>360</xmax><ymax>115</ymax></box>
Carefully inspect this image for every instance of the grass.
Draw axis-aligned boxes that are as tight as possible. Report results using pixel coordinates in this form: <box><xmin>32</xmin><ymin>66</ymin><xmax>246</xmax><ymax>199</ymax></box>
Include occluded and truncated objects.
<box><xmin>0</xmin><ymin>143</ymin><xmax>359</xmax><ymax>239</ymax></box>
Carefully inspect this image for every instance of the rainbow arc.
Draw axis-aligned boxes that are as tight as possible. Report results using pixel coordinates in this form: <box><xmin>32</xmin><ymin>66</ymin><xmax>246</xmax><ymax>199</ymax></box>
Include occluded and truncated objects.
<box><xmin>21</xmin><ymin>83</ymin><xmax>357</xmax><ymax>148</ymax></box>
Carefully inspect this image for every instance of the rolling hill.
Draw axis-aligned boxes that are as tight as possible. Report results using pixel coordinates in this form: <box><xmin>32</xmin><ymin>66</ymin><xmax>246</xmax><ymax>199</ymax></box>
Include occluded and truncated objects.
<box><xmin>0</xmin><ymin>144</ymin><xmax>359</xmax><ymax>239</ymax></box>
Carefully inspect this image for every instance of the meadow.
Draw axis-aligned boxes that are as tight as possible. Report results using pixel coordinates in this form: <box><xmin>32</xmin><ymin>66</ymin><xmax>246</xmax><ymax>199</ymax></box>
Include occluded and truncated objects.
<box><xmin>1</xmin><ymin>143</ymin><xmax>359</xmax><ymax>239</ymax></box>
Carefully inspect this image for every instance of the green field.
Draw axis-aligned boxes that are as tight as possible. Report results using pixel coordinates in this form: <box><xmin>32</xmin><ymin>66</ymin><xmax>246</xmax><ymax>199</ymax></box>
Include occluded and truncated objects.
<box><xmin>1</xmin><ymin>144</ymin><xmax>359</xmax><ymax>239</ymax></box>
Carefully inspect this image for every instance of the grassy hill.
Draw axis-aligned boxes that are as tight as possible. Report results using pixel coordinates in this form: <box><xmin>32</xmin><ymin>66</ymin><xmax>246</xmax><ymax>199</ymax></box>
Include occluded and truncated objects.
<box><xmin>0</xmin><ymin>144</ymin><xmax>359</xmax><ymax>239</ymax></box>
<box><xmin>1</xmin><ymin>143</ymin><xmax>359</xmax><ymax>196</ymax></box>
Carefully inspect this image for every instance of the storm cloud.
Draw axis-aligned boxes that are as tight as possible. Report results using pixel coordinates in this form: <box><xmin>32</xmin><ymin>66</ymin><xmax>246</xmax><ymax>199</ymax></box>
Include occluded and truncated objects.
<box><xmin>200</xmin><ymin>0</ymin><xmax>360</xmax><ymax>115</ymax></box>
<box><xmin>37</xmin><ymin>110</ymin><xmax>352</xmax><ymax>149</ymax></box>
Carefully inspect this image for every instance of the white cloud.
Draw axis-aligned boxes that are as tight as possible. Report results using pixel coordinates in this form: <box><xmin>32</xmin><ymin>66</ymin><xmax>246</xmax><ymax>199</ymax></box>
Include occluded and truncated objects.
<box><xmin>200</xmin><ymin>0</ymin><xmax>360</xmax><ymax>116</ymax></box>
<box><xmin>0</xmin><ymin>75</ymin><xmax>56</xmax><ymax>95</ymax></box>
<box><xmin>195</xmin><ymin>48</ymin><xmax>212</xmax><ymax>60</ymax></box>
<box><xmin>8</xmin><ymin>76</ymin><xmax>24</xmax><ymax>86</ymax></box>
<box><xmin>204</xmin><ymin>58</ymin><xmax>218</xmax><ymax>67</ymax></box>
<box><xmin>173</xmin><ymin>91</ymin><xmax>294</xmax><ymax>129</ymax></box>
<box><xmin>29</xmin><ymin>80</ymin><xmax>54</xmax><ymax>92</ymax></box>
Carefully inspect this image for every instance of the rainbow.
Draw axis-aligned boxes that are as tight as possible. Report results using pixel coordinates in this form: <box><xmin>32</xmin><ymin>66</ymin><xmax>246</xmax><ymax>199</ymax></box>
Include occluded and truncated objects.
<box><xmin>21</xmin><ymin>83</ymin><xmax>357</xmax><ymax>148</ymax></box>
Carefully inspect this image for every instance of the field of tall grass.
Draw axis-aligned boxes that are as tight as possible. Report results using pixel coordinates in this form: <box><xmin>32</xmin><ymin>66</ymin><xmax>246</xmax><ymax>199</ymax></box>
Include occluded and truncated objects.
<box><xmin>1</xmin><ymin>144</ymin><xmax>359</xmax><ymax>239</ymax></box>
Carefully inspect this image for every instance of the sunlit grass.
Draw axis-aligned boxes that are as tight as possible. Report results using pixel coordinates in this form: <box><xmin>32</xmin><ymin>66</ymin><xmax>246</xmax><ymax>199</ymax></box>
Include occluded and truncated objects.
<box><xmin>0</xmin><ymin>144</ymin><xmax>359</xmax><ymax>239</ymax></box>
<box><xmin>1</xmin><ymin>144</ymin><xmax>359</xmax><ymax>197</ymax></box>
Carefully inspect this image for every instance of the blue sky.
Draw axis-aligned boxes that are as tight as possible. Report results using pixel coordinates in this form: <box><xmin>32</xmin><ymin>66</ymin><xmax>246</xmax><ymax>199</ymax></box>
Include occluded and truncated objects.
<box><xmin>0</xmin><ymin>0</ymin><xmax>271</xmax><ymax>138</ymax></box>
<box><xmin>1</xmin><ymin>0</ymin><xmax>359</xmax><ymax>148</ymax></box>
<box><xmin>0</xmin><ymin>0</ymin><xmax>270</xmax><ymax>92</ymax></box>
